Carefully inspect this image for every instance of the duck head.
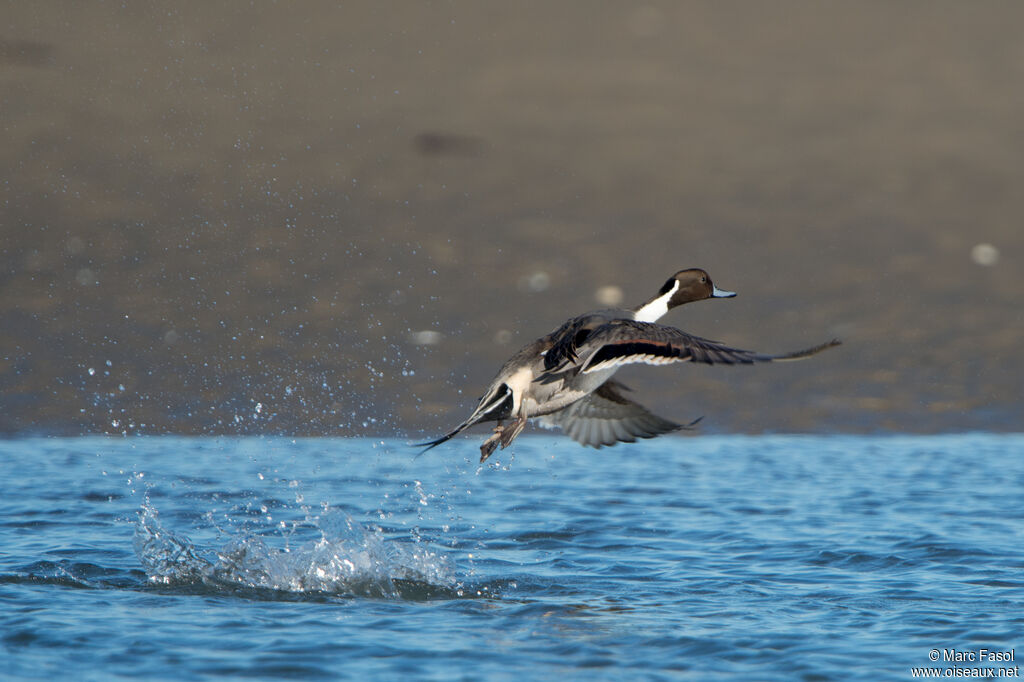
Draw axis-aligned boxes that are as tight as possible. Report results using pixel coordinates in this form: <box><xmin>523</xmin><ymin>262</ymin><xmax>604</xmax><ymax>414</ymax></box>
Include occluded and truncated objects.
<box><xmin>634</xmin><ymin>268</ymin><xmax>736</xmax><ymax>323</ymax></box>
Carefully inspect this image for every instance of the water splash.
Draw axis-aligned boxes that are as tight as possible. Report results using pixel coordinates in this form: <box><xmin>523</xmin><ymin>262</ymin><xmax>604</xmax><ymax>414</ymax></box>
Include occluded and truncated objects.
<box><xmin>133</xmin><ymin>501</ymin><xmax>457</xmax><ymax>599</ymax></box>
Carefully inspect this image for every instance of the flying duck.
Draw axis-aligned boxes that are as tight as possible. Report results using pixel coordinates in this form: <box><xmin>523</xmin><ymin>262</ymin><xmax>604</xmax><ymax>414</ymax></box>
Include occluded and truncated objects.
<box><xmin>417</xmin><ymin>268</ymin><xmax>839</xmax><ymax>461</ymax></box>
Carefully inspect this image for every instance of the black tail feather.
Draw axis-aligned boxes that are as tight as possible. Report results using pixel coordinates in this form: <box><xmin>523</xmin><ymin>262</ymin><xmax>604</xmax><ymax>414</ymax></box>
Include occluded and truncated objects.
<box><xmin>412</xmin><ymin>385</ymin><xmax>513</xmax><ymax>456</ymax></box>
<box><xmin>412</xmin><ymin>425</ymin><xmax>467</xmax><ymax>455</ymax></box>
<box><xmin>768</xmin><ymin>338</ymin><xmax>842</xmax><ymax>362</ymax></box>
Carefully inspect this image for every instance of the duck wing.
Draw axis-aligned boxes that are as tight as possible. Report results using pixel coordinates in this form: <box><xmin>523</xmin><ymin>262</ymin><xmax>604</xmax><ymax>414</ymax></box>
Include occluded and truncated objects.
<box><xmin>542</xmin><ymin>313</ymin><xmax>616</xmax><ymax>372</ymax></box>
<box><xmin>573</xmin><ymin>320</ymin><xmax>840</xmax><ymax>374</ymax></box>
<box><xmin>537</xmin><ymin>380</ymin><xmax>699</xmax><ymax>448</ymax></box>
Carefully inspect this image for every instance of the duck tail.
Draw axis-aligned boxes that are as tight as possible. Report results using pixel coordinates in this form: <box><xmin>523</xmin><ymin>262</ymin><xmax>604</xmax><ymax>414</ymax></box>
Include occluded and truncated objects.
<box><xmin>412</xmin><ymin>422</ymin><xmax>471</xmax><ymax>455</ymax></box>
<box><xmin>768</xmin><ymin>338</ymin><xmax>842</xmax><ymax>362</ymax></box>
<box><xmin>412</xmin><ymin>384</ymin><xmax>514</xmax><ymax>455</ymax></box>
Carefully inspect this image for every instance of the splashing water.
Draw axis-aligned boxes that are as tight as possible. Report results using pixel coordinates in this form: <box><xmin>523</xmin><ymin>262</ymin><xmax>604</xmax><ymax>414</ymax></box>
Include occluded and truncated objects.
<box><xmin>133</xmin><ymin>501</ymin><xmax>457</xmax><ymax>599</ymax></box>
<box><xmin>6</xmin><ymin>435</ymin><xmax>1024</xmax><ymax>680</ymax></box>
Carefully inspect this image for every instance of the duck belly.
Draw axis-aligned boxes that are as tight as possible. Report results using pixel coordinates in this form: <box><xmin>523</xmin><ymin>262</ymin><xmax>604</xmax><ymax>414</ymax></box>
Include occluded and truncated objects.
<box><xmin>522</xmin><ymin>366</ymin><xmax>618</xmax><ymax>417</ymax></box>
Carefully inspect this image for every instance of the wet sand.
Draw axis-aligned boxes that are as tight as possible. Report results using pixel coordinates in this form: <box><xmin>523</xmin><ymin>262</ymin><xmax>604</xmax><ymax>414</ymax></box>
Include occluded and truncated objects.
<box><xmin>2</xmin><ymin>3</ymin><xmax>1022</xmax><ymax>436</ymax></box>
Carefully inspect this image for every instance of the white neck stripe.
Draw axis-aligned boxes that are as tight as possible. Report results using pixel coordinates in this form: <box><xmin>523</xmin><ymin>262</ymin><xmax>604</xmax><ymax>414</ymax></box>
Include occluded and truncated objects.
<box><xmin>633</xmin><ymin>280</ymin><xmax>679</xmax><ymax>323</ymax></box>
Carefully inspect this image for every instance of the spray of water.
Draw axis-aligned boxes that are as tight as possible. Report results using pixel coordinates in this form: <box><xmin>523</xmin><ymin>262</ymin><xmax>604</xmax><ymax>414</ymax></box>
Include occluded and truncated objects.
<box><xmin>133</xmin><ymin>500</ymin><xmax>457</xmax><ymax>599</ymax></box>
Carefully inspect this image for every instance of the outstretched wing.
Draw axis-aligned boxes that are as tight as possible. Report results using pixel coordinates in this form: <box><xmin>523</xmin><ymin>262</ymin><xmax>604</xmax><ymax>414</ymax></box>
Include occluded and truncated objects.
<box><xmin>575</xmin><ymin>320</ymin><xmax>841</xmax><ymax>374</ymax></box>
<box><xmin>537</xmin><ymin>380</ymin><xmax>699</xmax><ymax>448</ymax></box>
<box><xmin>543</xmin><ymin>313</ymin><xmax>614</xmax><ymax>372</ymax></box>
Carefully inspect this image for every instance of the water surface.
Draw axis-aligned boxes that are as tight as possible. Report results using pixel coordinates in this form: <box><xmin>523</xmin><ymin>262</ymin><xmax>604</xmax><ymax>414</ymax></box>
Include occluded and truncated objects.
<box><xmin>2</xmin><ymin>435</ymin><xmax>1022</xmax><ymax>680</ymax></box>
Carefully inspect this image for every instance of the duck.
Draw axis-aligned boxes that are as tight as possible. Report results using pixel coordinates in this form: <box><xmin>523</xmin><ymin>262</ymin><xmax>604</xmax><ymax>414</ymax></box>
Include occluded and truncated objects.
<box><xmin>416</xmin><ymin>268</ymin><xmax>840</xmax><ymax>462</ymax></box>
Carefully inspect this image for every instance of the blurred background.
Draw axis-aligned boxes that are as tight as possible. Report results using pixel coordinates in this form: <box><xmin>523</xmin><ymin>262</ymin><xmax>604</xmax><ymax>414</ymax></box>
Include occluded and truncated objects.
<box><xmin>2</xmin><ymin>2</ymin><xmax>1021</xmax><ymax>437</ymax></box>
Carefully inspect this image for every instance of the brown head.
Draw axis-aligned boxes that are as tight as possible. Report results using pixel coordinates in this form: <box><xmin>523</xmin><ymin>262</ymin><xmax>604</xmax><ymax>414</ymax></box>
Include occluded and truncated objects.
<box><xmin>634</xmin><ymin>268</ymin><xmax>736</xmax><ymax>322</ymax></box>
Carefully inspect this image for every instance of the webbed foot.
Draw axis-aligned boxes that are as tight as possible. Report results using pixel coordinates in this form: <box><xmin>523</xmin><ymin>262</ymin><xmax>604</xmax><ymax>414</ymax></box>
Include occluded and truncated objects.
<box><xmin>480</xmin><ymin>424</ymin><xmax>504</xmax><ymax>462</ymax></box>
<box><xmin>480</xmin><ymin>415</ymin><xmax>528</xmax><ymax>463</ymax></box>
<box><xmin>499</xmin><ymin>416</ymin><xmax>527</xmax><ymax>449</ymax></box>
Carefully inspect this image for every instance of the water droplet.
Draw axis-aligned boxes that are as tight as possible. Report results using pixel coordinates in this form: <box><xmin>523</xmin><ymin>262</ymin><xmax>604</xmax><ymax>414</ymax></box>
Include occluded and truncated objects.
<box><xmin>409</xmin><ymin>330</ymin><xmax>442</xmax><ymax>346</ymax></box>
<box><xmin>595</xmin><ymin>285</ymin><xmax>624</xmax><ymax>306</ymax></box>
<box><xmin>518</xmin><ymin>270</ymin><xmax>550</xmax><ymax>293</ymax></box>
<box><xmin>971</xmin><ymin>243</ymin><xmax>999</xmax><ymax>267</ymax></box>
<box><xmin>75</xmin><ymin>268</ymin><xmax>97</xmax><ymax>286</ymax></box>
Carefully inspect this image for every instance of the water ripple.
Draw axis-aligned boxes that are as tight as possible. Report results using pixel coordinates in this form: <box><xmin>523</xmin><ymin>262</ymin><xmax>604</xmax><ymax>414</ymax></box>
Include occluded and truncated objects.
<box><xmin>1</xmin><ymin>434</ymin><xmax>1022</xmax><ymax>681</ymax></box>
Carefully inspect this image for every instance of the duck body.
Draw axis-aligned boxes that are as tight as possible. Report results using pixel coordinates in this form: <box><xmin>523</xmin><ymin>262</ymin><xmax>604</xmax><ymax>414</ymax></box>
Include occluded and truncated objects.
<box><xmin>417</xmin><ymin>269</ymin><xmax>839</xmax><ymax>461</ymax></box>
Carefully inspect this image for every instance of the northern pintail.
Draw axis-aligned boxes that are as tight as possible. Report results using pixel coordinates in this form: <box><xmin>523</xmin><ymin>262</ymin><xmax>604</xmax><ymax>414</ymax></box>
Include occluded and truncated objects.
<box><xmin>417</xmin><ymin>268</ymin><xmax>839</xmax><ymax>461</ymax></box>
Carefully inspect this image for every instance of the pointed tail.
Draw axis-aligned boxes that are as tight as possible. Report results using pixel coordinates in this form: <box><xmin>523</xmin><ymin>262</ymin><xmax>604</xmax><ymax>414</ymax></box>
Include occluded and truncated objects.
<box><xmin>767</xmin><ymin>338</ymin><xmax>842</xmax><ymax>362</ymax></box>
<box><xmin>412</xmin><ymin>421</ymin><xmax>473</xmax><ymax>455</ymax></box>
<box><xmin>412</xmin><ymin>384</ymin><xmax>514</xmax><ymax>455</ymax></box>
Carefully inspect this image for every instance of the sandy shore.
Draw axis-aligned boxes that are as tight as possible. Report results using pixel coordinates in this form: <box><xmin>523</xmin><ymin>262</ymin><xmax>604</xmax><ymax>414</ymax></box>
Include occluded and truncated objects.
<box><xmin>3</xmin><ymin>3</ymin><xmax>1022</xmax><ymax>436</ymax></box>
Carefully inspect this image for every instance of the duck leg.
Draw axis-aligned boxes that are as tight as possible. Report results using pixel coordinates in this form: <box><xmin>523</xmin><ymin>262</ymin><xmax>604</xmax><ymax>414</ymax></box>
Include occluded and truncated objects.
<box><xmin>498</xmin><ymin>414</ymin><xmax>527</xmax><ymax>450</ymax></box>
<box><xmin>480</xmin><ymin>421</ymin><xmax>505</xmax><ymax>462</ymax></box>
<box><xmin>480</xmin><ymin>412</ymin><xmax>528</xmax><ymax>463</ymax></box>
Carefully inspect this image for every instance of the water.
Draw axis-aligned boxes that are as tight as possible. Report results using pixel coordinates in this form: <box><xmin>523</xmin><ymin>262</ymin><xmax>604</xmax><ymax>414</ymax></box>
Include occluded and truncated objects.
<box><xmin>2</xmin><ymin>435</ymin><xmax>1022</xmax><ymax>681</ymax></box>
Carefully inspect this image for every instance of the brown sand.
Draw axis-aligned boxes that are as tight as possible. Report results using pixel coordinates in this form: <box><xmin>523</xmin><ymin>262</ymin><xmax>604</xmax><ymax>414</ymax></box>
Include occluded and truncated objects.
<box><xmin>2</xmin><ymin>3</ymin><xmax>1022</xmax><ymax>437</ymax></box>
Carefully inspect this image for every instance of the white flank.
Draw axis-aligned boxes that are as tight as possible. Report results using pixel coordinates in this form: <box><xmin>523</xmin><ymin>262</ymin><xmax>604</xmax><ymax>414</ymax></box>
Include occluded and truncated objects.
<box><xmin>633</xmin><ymin>280</ymin><xmax>679</xmax><ymax>323</ymax></box>
<box><xmin>504</xmin><ymin>365</ymin><xmax>534</xmax><ymax>414</ymax></box>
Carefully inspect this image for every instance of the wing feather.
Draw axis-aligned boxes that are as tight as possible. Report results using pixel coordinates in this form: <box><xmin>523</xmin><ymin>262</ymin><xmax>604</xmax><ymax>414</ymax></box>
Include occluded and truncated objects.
<box><xmin>575</xmin><ymin>321</ymin><xmax>840</xmax><ymax>373</ymax></box>
<box><xmin>539</xmin><ymin>380</ymin><xmax>697</xmax><ymax>449</ymax></box>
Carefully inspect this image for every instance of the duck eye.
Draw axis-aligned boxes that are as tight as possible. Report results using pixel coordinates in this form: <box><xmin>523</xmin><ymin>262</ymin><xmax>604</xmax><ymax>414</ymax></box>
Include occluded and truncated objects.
<box><xmin>700</xmin><ymin>276</ymin><xmax>707</xmax><ymax>283</ymax></box>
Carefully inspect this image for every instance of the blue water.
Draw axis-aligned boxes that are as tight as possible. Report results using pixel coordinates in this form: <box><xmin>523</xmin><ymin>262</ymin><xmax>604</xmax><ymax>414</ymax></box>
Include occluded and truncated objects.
<box><xmin>2</xmin><ymin>435</ymin><xmax>1022</xmax><ymax>681</ymax></box>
